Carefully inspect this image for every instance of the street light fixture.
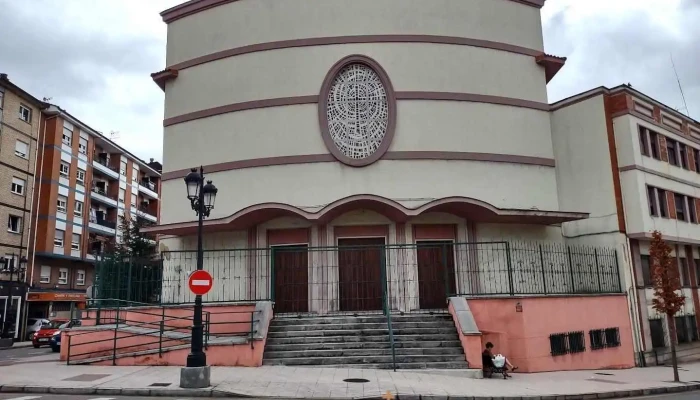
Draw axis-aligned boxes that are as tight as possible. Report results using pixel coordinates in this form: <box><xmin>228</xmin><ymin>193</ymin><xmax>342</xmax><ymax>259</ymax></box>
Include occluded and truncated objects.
<box><xmin>183</xmin><ymin>167</ymin><xmax>217</xmax><ymax>370</ymax></box>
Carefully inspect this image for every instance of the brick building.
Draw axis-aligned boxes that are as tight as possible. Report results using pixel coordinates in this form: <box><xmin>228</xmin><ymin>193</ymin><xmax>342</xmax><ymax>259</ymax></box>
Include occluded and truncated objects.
<box><xmin>25</xmin><ymin>105</ymin><xmax>161</xmax><ymax>325</ymax></box>
<box><xmin>0</xmin><ymin>74</ymin><xmax>46</xmax><ymax>339</ymax></box>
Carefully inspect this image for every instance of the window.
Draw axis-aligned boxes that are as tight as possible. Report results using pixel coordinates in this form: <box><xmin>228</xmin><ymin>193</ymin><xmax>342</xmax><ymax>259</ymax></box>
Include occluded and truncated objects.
<box><xmin>691</xmin><ymin>198</ymin><xmax>698</xmax><ymax>224</ymax></box>
<box><xmin>589</xmin><ymin>328</ymin><xmax>621</xmax><ymax>350</ymax></box>
<box><xmin>119</xmin><ymin>188</ymin><xmax>125</xmax><ymax>203</ymax></box>
<box><xmin>648</xmin><ymin>186</ymin><xmax>658</xmax><ymax>216</ymax></box>
<box><xmin>19</xmin><ymin>105</ymin><xmax>31</xmax><ymax>122</ymax></box>
<box><xmin>76</xmin><ymin>168</ymin><xmax>85</xmax><ymax>184</ymax></box>
<box><xmin>549</xmin><ymin>331</ymin><xmax>585</xmax><ymax>356</ymax></box>
<box><xmin>649</xmin><ymin>319</ymin><xmax>665</xmax><ymax>348</ymax></box>
<box><xmin>695</xmin><ymin>149</ymin><xmax>700</xmax><ymax>173</ymax></box>
<box><xmin>58</xmin><ymin>268</ymin><xmax>68</xmax><ymax>285</ymax></box>
<box><xmin>675</xmin><ymin>193</ymin><xmax>686</xmax><ymax>221</ymax></box>
<box><xmin>74</xmin><ymin>200</ymin><xmax>83</xmax><ymax>217</ymax></box>
<box><xmin>78</xmin><ymin>137</ymin><xmax>88</xmax><ymax>155</ymax></box>
<box><xmin>59</xmin><ymin>161</ymin><xmax>70</xmax><ymax>178</ymax></box>
<box><xmin>11</xmin><ymin>177</ymin><xmax>25</xmax><ymax>195</ymax></box>
<box><xmin>62</xmin><ymin>126</ymin><xmax>72</xmax><ymax>146</ymax></box>
<box><xmin>40</xmin><ymin>266</ymin><xmax>51</xmax><ymax>284</ymax></box>
<box><xmin>14</xmin><ymin>140</ymin><xmax>28</xmax><ymax>158</ymax></box>
<box><xmin>131</xmin><ymin>193</ymin><xmax>137</xmax><ymax>207</ymax></box>
<box><xmin>649</xmin><ymin>131</ymin><xmax>659</xmax><ymax>159</ymax></box>
<box><xmin>120</xmin><ymin>159</ymin><xmax>127</xmax><ymax>175</ymax></box>
<box><xmin>676</xmin><ymin>316</ymin><xmax>689</xmax><ymax>344</ymax></box>
<box><xmin>667</xmin><ymin>139</ymin><xmax>678</xmax><ymax>166</ymax></box>
<box><xmin>639</xmin><ymin>127</ymin><xmax>649</xmax><ymax>156</ymax></box>
<box><xmin>0</xmin><ymin>90</ymin><xmax>3</xmax><ymax>108</ymax></box>
<box><xmin>7</xmin><ymin>215</ymin><xmax>21</xmax><ymax>233</ymax></box>
<box><xmin>71</xmin><ymin>233</ymin><xmax>80</xmax><ymax>251</ymax></box>
<box><xmin>132</xmin><ymin>167</ymin><xmax>138</xmax><ymax>182</ymax></box>
<box><xmin>679</xmin><ymin>143</ymin><xmax>688</xmax><ymax>169</ymax></box>
<box><xmin>54</xmin><ymin>229</ymin><xmax>64</xmax><ymax>247</ymax></box>
<box><xmin>57</xmin><ymin>196</ymin><xmax>67</xmax><ymax>213</ymax></box>
<box><xmin>641</xmin><ymin>255</ymin><xmax>652</xmax><ymax>286</ymax></box>
<box><xmin>679</xmin><ymin>258</ymin><xmax>690</xmax><ymax>287</ymax></box>
<box><xmin>659</xmin><ymin>189</ymin><xmax>669</xmax><ymax>218</ymax></box>
<box><xmin>76</xmin><ymin>270</ymin><xmax>85</xmax><ymax>286</ymax></box>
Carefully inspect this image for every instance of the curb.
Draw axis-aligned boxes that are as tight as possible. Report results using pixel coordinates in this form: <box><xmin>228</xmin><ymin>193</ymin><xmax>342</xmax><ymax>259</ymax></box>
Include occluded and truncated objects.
<box><xmin>0</xmin><ymin>343</ymin><xmax>33</xmax><ymax>351</ymax></box>
<box><xmin>0</xmin><ymin>383</ymin><xmax>699</xmax><ymax>399</ymax></box>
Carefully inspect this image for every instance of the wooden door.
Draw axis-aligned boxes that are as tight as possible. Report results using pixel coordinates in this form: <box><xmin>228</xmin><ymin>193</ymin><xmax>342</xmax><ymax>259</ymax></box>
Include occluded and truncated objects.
<box><xmin>338</xmin><ymin>238</ymin><xmax>385</xmax><ymax>312</ymax></box>
<box><xmin>416</xmin><ymin>241</ymin><xmax>456</xmax><ymax>310</ymax></box>
<box><xmin>272</xmin><ymin>245</ymin><xmax>309</xmax><ymax>314</ymax></box>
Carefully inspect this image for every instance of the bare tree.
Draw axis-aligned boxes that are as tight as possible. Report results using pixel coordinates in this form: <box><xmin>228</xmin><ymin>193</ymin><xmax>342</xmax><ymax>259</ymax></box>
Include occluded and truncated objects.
<box><xmin>649</xmin><ymin>230</ymin><xmax>685</xmax><ymax>382</ymax></box>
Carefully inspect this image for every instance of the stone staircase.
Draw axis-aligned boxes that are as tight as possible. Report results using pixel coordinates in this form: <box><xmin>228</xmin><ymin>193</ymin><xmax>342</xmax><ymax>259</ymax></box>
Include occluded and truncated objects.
<box><xmin>263</xmin><ymin>313</ymin><xmax>468</xmax><ymax>369</ymax></box>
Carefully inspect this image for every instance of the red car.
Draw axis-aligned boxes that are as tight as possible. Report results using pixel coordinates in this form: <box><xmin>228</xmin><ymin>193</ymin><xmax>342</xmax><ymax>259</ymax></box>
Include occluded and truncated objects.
<box><xmin>32</xmin><ymin>320</ymin><xmax>80</xmax><ymax>348</ymax></box>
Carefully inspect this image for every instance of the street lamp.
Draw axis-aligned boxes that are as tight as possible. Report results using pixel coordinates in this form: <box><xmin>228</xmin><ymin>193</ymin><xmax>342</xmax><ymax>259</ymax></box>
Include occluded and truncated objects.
<box><xmin>183</xmin><ymin>167</ymin><xmax>217</xmax><ymax>369</ymax></box>
<box><xmin>1</xmin><ymin>255</ymin><xmax>27</xmax><ymax>339</ymax></box>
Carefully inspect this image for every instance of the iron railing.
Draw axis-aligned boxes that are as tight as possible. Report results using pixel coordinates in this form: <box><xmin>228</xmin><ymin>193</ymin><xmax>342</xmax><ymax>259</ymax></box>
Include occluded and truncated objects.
<box><xmin>69</xmin><ymin>299</ymin><xmax>259</xmax><ymax>365</ymax></box>
<box><xmin>95</xmin><ymin>241</ymin><xmax>622</xmax><ymax>310</ymax></box>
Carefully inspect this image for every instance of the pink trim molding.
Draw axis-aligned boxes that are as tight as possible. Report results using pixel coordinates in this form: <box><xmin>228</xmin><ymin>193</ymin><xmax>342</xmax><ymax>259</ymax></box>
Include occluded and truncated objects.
<box><xmin>161</xmin><ymin>1</ymin><xmax>545</xmax><ymax>24</ymax></box>
<box><xmin>334</xmin><ymin>225</ymin><xmax>390</xmax><ymax>239</ymax></box>
<box><xmin>268</xmin><ymin>228</ymin><xmax>310</xmax><ymax>246</ymax></box>
<box><xmin>143</xmin><ymin>194</ymin><xmax>588</xmax><ymax>236</ymax></box>
<box><xmin>413</xmin><ymin>224</ymin><xmax>458</xmax><ymax>241</ymax></box>
<box><xmin>160</xmin><ymin>151</ymin><xmax>556</xmax><ymax>181</ymax></box>
<box><xmin>318</xmin><ymin>55</ymin><xmax>397</xmax><ymax>167</ymax></box>
<box><xmin>163</xmin><ymin>92</ymin><xmax>550</xmax><ymax>127</ymax></box>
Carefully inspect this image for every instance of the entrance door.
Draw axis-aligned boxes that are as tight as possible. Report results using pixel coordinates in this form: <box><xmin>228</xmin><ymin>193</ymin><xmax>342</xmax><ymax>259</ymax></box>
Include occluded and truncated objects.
<box><xmin>338</xmin><ymin>238</ymin><xmax>385</xmax><ymax>312</ymax></box>
<box><xmin>272</xmin><ymin>245</ymin><xmax>309</xmax><ymax>314</ymax></box>
<box><xmin>416</xmin><ymin>241</ymin><xmax>456</xmax><ymax>310</ymax></box>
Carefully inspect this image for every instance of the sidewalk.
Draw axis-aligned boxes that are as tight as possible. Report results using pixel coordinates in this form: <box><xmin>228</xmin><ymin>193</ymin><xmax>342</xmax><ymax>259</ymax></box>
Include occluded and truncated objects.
<box><xmin>0</xmin><ymin>341</ymin><xmax>33</xmax><ymax>351</ymax></box>
<box><xmin>1</xmin><ymin>361</ymin><xmax>700</xmax><ymax>399</ymax></box>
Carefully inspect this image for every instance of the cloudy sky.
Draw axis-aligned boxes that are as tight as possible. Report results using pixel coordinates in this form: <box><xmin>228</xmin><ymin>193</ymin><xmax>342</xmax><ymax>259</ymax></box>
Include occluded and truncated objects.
<box><xmin>0</xmin><ymin>0</ymin><xmax>698</xmax><ymax>163</ymax></box>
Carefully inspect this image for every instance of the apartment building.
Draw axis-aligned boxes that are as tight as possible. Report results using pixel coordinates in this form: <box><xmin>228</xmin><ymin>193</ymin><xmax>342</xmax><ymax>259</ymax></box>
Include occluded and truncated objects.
<box><xmin>27</xmin><ymin>105</ymin><xmax>161</xmax><ymax>322</ymax></box>
<box><xmin>551</xmin><ymin>85</ymin><xmax>700</xmax><ymax>365</ymax></box>
<box><xmin>0</xmin><ymin>74</ymin><xmax>46</xmax><ymax>339</ymax></box>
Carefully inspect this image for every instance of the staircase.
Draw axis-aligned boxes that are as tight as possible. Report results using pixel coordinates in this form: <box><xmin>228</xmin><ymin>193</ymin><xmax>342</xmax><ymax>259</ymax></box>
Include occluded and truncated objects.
<box><xmin>263</xmin><ymin>313</ymin><xmax>469</xmax><ymax>369</ymax></box>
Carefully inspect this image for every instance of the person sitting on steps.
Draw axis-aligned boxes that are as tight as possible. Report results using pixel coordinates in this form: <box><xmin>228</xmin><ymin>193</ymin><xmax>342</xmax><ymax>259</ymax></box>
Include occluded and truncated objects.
<box><xmin>482</xmin><ymin>342</ymin><xmax>518</xmax><ymax>378</ymax></box>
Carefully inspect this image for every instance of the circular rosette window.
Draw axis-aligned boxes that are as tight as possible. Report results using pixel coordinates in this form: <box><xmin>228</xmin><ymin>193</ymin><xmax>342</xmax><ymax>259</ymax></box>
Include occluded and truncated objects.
<box><xmin>319</xmin><ymin>55</ymin><xmax>396</xmax><ymax>167</ymax></box>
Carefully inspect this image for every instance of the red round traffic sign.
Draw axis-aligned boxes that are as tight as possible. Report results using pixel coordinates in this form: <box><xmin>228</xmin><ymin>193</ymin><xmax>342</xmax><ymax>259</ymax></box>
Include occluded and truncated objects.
<box><xmin>188</xmin><ymin>270</ymin><xmax>214</xmax><ymax>296</ymax></box>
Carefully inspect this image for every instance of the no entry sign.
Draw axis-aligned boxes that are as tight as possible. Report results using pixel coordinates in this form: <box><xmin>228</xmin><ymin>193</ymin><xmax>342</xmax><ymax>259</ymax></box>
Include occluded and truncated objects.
<box><xmin>188</xmin><ymin>270</ymin><xmax>214</xmax><ymax>296</ymax></box>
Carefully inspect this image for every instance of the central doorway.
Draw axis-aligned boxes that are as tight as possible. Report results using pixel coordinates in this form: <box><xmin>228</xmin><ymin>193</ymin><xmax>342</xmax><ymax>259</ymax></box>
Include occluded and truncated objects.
<box><xmin>416</xmin><ymin>241</ymin><xmax>457</xmax><ymax>310</ymax></box>
<box><xmin>337</xmin><ymin>237</ymin><xmax>385</xmax><ymax>312</ymax></box>
<box><xmin>272</xmin><ymin>245</ymin><xmax>309</xmax><ymax>314</ymax></box>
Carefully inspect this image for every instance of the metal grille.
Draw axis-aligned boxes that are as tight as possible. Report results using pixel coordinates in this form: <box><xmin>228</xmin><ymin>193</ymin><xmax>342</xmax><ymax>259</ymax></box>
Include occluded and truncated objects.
<box><xmin>550</xmin><ymin>331</ymin><xmax>586</xmax><ymax>356</ymax></box>
<box><xmin>590</xmin><ymin>327</ymin><xmax>620</xmax><ymax>350</ymax></box>
<box><xmin>95</xmin><ymin>241</ymin><xmax>622</xmax><ymax>310</ymax></box>
<box><xmin>327</xmin><ymin>63</ymin><xmax>389</xmax><ymax>160</ymax></box>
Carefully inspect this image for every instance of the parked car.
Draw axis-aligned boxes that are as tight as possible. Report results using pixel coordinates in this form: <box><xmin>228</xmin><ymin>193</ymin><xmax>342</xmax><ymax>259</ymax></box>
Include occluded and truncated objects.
<box><xmin>26</xmin><ymin>318</ymin><xmax>50</xmax><ymax>341</ymax></box>
<box><xmin>32</xmin><ymin>319</ymin><xmax>80</xmax><ymax>348</ymax></box>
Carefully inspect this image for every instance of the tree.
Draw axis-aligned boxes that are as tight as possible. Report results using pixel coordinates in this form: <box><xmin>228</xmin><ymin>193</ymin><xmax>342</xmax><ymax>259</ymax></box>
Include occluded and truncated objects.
<box><xmin>649</xmin><ymin>230</ymin><xmax>685</xmax><ymax>382</ymax></box>
<box><xmin>116</xmin><ymin>213</ymin><xmax>157</xmax><ymax>259</ymax></box>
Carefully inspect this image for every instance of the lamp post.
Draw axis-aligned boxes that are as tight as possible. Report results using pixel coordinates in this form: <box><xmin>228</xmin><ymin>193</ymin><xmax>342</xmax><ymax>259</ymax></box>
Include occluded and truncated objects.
<box><xmin>0</xmin><ymin>255</ymin><xmax>27</xmax><ymax>339</ymax></box>
<box><xmin>183</xmin><ymin>167</ymin><xmax>218</xmax><ymax>370</ymax></box>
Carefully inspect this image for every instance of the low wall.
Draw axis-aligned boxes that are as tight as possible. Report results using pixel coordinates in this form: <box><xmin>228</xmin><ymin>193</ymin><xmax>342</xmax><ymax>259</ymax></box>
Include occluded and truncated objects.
<box><xmin>463</xmin><ymin>295</ymin><xmax>635</xmax><ymax>373</ymax></box>
<box><xmin>65</xmin><ymin>302</ymin><xmax>272</xmax><ymax>367</ymax></box>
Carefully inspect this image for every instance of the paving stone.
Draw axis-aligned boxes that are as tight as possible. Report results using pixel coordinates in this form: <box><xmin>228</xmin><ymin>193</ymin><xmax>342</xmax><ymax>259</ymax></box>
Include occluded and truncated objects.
<box><xmin>48</xmin><ymin>386</ymin><xmax>96</xmax><ymax>395</ymax></box>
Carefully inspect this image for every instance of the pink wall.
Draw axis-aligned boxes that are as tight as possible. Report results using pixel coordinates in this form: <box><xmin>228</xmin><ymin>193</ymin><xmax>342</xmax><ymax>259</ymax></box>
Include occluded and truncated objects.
<box><xmin>67</xmin><ymin>303</ymin><xmax>270</xmax><ymax>367</ymax></box>
<box><xmin>467</xmin><ymin>295</ymin><xmax>635</xmax><ymax>372</ymax></box>
<box><xmin>448</xmin><ymin>302</ymin><xmax>483</xmax><ymax>369</ymax></box>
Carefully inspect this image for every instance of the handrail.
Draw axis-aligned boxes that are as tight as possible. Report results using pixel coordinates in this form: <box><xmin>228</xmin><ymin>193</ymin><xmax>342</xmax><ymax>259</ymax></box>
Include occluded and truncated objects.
<box><xmin>67</xmin><ymin>305</ymin><xmax>261</xmax><ymax>365</ymax></box>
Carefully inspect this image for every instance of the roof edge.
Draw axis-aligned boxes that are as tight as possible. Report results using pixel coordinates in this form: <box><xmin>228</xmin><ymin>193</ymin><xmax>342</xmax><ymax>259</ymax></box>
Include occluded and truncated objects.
<box><xmin>0</xmin><ymin>74</ymin><xmax>49</xmax><ymax>109</ymax></box>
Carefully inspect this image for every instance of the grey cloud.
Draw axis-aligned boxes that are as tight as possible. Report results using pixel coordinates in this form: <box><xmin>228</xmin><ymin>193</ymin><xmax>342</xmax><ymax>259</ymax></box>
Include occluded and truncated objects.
<box><xmin>544</xmin><ymin>4</ymin><xmax>700</xmax><ymax>119</ymax></box>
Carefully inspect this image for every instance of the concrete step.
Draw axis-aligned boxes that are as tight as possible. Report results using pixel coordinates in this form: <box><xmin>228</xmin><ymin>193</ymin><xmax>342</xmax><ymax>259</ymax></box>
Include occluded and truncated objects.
<box><xmin>264</xmin><ymin>340</ymin><xmax>463</xmax><ymax>352</ymax></box>
<box><xmin>267</xmin><ymin>333</ymin><xmax>460</xmax><ymax>345</ymax></box>
<box><xmin>262</xmin><ymin>354</ymin><xmax>467</xmax><ymax>366</ymax></box>
<box><xmin>270</xmin><ymin>314</ymin><xmax>452</xmax><ymax>326</ymax></box>
<box><xmin>267</xmin><ymin>327</ymin><xmax>457</xmax><ymax>338</ymax></box>
<box><xmin>264</xmin><ymin>347</ymin><xmax>464</xmax><ymax>359</ymax></box>
<box><xmin>268</xmin><ymin>321</ymin><xmax>454</xmax><ymax>332</ymax></box>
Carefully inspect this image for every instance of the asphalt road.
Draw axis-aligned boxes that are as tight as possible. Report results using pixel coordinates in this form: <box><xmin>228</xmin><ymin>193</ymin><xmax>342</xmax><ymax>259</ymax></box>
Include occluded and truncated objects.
<box><xmin>0</xmin><ymin>344</ymin><xmax>58</xmax><ymax>365</ymax></box>
<box><xmin>0</xmin><ymin>396</ymin><xmax>269</xmax><ymax>400</ymax></box>
<box><xmin>625</xmin><ymin>393</ymin><xmax>700</xmax><ymax>399</ymax></box>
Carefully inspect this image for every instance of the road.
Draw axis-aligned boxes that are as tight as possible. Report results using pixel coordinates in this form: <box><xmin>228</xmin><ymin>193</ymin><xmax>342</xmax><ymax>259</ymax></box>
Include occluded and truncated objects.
<box><xmin>0</xmin><ymin>396</ymin><xmax>270</xmax><ymax>400</ymax></box>
<box><xmin>621</xmin><ymin>393</ymin><xmax>699</xmax><ymax>400</ymax></box>
<box><xmin>0</xmin><ymin>344</ymin><xmax>58</xmax><ymax>366</ymax></box>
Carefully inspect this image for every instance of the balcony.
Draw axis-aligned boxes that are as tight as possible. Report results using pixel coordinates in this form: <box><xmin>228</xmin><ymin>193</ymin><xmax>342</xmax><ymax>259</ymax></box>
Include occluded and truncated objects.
<box><xmin>88</xmin><ymin>219</ymin><xmax>116</xmax><ymax>236</ymax></box>
<box><xmin>93</xmin><ymin>157</ymin><xmax>120</xmax><ymax>180</ymax></box>
<box><xmin>90</xmin><ymin>187</ymin><xmax>118</xmax><ymax>208</ymax></box>
<box><xmin>138</xmin><ymin>180</ymin><xmax>158</xmax><ymax>199</ymax></box>
<box><xmin>136</xmin><ymin>207</ymin><xmax>158</xmax><ymax>223</ymax></box>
